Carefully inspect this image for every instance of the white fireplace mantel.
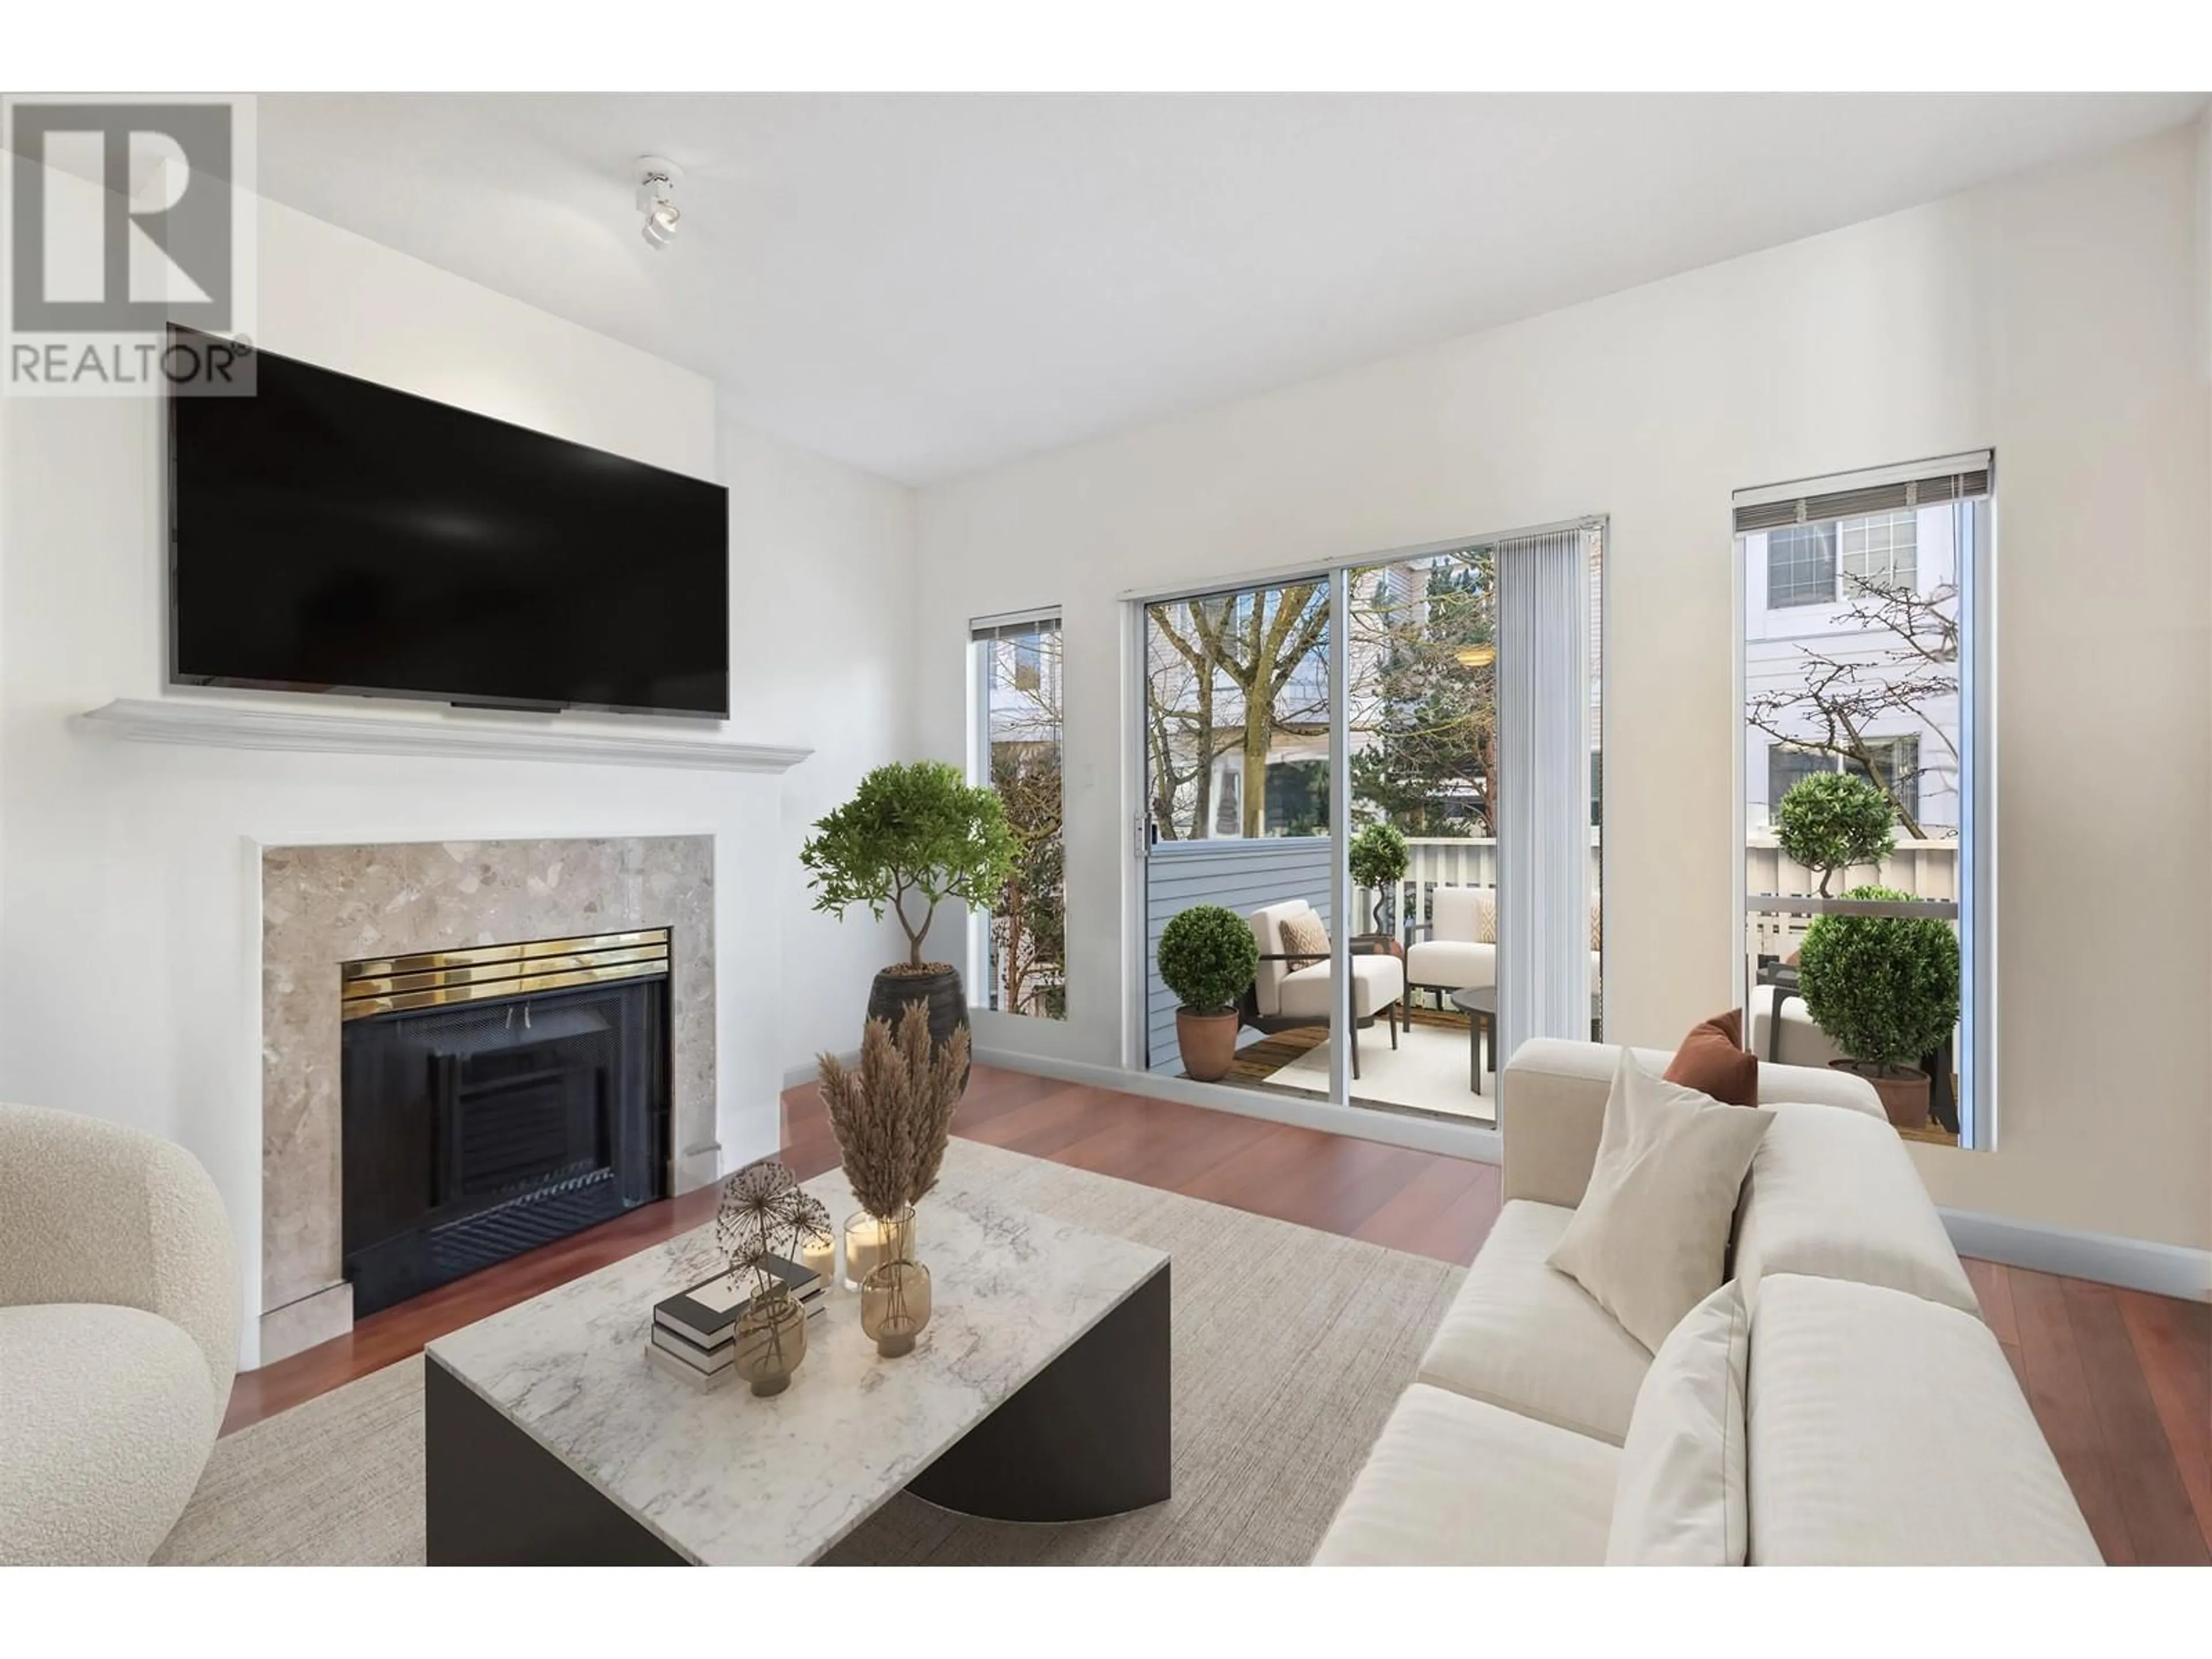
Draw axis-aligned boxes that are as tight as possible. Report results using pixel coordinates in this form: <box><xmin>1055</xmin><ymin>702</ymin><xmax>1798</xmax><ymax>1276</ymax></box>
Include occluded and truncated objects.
<box><xmin>73</xmin><ymin>698</ymin><xmax>813</xmax><ymax>774</ymax></box>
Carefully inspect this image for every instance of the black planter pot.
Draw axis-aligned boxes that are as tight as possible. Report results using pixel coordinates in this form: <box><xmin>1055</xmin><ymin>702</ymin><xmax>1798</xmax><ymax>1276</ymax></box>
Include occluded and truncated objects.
<box><xmin>866</xmin><ymin>964</ymin><xmax>971</xmax><ymax>1090</ymax></box>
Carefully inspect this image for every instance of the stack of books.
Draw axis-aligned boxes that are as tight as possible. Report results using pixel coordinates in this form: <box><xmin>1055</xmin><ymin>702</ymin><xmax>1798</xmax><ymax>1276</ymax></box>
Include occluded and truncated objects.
<box><xmin>646</xmin><ymin>1256</ymin><xmax>824</xmax><ymax>1392</ymax></box>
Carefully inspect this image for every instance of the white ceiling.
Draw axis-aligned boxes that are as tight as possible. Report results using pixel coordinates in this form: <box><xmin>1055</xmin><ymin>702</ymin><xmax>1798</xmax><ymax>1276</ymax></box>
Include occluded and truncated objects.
<box><xmin>256</xmin><ymin>93</ymin><xmax>2205</xmax><ymax>485</ymax></box>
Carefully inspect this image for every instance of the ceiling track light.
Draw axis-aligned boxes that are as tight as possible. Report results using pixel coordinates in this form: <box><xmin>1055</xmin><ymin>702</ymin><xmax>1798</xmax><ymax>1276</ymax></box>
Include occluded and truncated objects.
<box><xmin>637</xmin><ymin>156</ymin><xmax>682</xmax><ymax>251</ymax></box>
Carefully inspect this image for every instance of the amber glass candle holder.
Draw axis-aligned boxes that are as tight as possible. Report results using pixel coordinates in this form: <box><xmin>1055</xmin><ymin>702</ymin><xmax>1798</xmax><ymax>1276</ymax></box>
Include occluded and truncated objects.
<box><xmin>860</xmin><ymin>1259</ymin><xmax>932</xmax><ymax>1358</ymax></box>
<box><xmin>842</xmin><ymin>1206</ymin><xmax>916</xmax><ymax>1292</ymax></box>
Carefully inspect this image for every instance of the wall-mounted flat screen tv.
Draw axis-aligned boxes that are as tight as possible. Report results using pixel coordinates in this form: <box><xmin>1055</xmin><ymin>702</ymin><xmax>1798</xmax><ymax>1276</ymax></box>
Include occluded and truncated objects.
<box><xmin>168</xmin><ymin>327</ymin><xmax>729</xmax><ymax>717</ymax></box>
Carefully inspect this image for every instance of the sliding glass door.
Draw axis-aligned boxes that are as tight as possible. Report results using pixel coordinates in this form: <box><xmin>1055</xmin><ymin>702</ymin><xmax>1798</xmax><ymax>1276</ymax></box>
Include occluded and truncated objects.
<box><xmin>1141</xmin><ymin>577</ymin><xmax>1342</xmax><ymax>1094</ymax></box>
<box><xmin>1134</xmin><ymin>520</ymin><xmax>1604</xmax><ymax>1125</ymax></box>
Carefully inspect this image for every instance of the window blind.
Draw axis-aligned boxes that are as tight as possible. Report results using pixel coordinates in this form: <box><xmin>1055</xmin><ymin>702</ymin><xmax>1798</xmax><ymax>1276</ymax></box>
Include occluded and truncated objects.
<box><xmin>970</xmin><ymin>610</ymin><xmax>1062</xmax><ymax>641</ymax></box>
<box><xmin>1494</xmin><ymin>525</ymin><xmax>1596</xmax><ymax>1064</ymax></box>
<box><xmin>1732</xmin><ymin>452</ymin><xmax>1993</xmax><ymax>535</ymax></box>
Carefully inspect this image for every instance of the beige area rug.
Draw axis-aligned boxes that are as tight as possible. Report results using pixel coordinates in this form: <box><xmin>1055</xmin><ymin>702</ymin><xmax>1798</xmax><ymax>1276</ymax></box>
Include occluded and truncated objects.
<box><xmin>158</xmin><ymin>1140</ymin><xmax>1464</xmax><ymax>1566</ymax></box>
<box><xmin>1263</xmin><ymin>1017</ymin><xmax>1496</xmax><ymax>1124</ymax></box>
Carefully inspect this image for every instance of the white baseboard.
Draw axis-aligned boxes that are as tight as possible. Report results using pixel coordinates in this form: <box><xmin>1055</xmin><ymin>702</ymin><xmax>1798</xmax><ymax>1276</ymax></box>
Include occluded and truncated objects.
<box><xmin>969</xmin><ymin>1045</ymin><xmax>1501</xmax><ymax>1164</ymax></box>
<box><xmin>1940</xmin><ymin>1209</ymin><xmax>2211</xmax><ymax>1302</ymax></box>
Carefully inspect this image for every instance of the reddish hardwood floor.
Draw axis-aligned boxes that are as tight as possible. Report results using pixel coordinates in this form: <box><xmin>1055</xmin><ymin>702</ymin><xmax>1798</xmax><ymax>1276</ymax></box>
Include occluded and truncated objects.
<box><xmin>224</xmin><ymin>1063</ymin><xmax>2211</xmax><ymax>1564</ymax></box>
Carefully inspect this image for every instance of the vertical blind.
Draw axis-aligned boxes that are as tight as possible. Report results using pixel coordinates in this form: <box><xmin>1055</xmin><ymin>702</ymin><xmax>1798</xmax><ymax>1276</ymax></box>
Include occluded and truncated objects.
<box><xmin>1495</xmin><ymin>526</ymin><xmax>1596</xmax><ymax>1065</ymax></box>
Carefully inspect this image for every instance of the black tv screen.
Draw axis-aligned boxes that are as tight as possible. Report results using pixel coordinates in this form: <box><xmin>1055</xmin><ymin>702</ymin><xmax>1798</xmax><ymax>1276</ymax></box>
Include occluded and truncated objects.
<box><xmin>168</xmin><ymin>328</ymin><xmax>729</xmax><ymax>717</ymax></box>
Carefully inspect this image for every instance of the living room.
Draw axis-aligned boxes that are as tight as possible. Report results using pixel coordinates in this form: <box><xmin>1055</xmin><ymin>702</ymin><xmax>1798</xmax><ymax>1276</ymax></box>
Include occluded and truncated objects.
<box><xmin>3</xmin><ymin>9</ymin><xmax>2208</xmax><ymax>1631</ymax></box>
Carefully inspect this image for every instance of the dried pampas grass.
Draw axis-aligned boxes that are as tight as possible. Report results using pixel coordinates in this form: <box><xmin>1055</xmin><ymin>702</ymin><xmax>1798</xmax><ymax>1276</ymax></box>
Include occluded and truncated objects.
<box><xmin>817</xmin><ymin>1001</ymin><xmax>969</xmax><ymax>1219</ymax></box>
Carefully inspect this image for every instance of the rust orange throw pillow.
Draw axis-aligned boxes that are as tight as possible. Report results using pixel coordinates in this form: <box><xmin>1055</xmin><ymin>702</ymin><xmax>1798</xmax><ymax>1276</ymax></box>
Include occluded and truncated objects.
<box><xmin>1664</xmin><ymin>1009</ymin><xmax>1758</xmax><ymax>1107</ymax></box>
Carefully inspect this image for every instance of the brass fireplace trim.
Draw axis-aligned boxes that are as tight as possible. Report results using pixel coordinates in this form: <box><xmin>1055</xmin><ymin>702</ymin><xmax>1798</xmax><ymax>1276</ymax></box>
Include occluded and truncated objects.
<box><xmin>340</xmin><ymin>928</ymin><xmax>671</xmax><ymax>1021</ymax></box>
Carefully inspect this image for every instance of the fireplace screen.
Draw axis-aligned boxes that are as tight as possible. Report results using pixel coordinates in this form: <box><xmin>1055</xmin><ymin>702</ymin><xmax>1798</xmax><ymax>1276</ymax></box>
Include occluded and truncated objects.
<box><xmin>339</xmin><ymin>930</ymin><xmax>672</xmax><ymax>1315</ymax></box>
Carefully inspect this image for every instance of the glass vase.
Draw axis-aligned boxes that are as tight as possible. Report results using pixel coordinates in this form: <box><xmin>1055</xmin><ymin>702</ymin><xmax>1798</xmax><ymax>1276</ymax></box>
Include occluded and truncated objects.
<box><xmin>842</xmin><ymin>1205</ymin><xmax>916</xmax><ymax>1292</ymax></box>
<box><xmin>732</xmin><ymin>1290</ymin><xmax>808</xmax><ymax>1396</ymax></box>
<box><xmin>861</xmin><ymin>1259</ymin><xmax>933</xmax><ymax>1358</ymax></box>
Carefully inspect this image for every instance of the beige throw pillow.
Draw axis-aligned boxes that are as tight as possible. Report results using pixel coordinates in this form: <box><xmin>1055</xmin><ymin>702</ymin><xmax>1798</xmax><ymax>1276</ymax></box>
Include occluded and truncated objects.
<box><xmin>1548</xmin><ymin>1050</ymin><xmax>1772</xmax><ymax>1353</ymax></box>
<box><xmin>1605</xmin><ymin>1281</ymin><xmax>1751</xmax><ymax>1566</ymax></box>
<box><xmin>1278</xmin><ymin>910</ymin><xmax>1330</xmax><ymax>969</ymax></box>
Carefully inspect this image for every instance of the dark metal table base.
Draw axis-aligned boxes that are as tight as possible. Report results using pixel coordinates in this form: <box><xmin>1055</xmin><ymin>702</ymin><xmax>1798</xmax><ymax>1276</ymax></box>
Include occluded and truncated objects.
<box><xmin>426</xmin><ymin>1262</ymin><xmax>1172</xmax><ymax>1563</ymax></box>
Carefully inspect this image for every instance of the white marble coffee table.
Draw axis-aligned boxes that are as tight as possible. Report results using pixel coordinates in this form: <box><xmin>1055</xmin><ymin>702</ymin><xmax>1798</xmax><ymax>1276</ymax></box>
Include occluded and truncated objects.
<box><xmin>422</xmin><ymin>1146</ymin><xmax>1172</xmax><ymax>1565</ymax></box>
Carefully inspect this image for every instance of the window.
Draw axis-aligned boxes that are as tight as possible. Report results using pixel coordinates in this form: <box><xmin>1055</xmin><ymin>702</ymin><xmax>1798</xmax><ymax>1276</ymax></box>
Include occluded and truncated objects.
<box><xmin>971</xmin><ymin>613</ymin><xmax>1065</xmax><ymax>1020</ymax></box>
<box><xmin>1840</xmin><ymin>511</ymin><xmax>1918</xmax><ymax>591</ymax></box>
<box><xmin>1766</xmin><ymin>524</ymin><xmax>1837</xmax><ymax>608</ymax></box>
<box><xmin>1767</xmin><ymin>736</ymin><xmax>1921</xmax><ymax>829</ymax></box>
<box><xmin>1737</xmin><ymin>452</ymin><xmax>1991</xmax><ymax>1153</ymax></box>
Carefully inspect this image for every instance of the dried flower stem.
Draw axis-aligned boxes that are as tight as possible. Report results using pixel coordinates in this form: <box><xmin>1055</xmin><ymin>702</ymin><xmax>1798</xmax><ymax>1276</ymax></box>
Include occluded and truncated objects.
<box><xmin>817</xmin><ymin>1001</ymin><xmax>968</xmax><ymax>1221</ymax></box>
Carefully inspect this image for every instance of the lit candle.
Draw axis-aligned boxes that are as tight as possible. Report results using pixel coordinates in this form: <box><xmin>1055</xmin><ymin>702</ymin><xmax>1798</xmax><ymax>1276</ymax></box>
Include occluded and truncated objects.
<box><xmin>842</xmin><ymin>1209</ymin><xmax>916</xmax><ymax>1291</ymax></box>
<box><xmin>843</xmin><ymin>1213</ymin><xmax>887</xmax><ymax>1291</ymax></box>
<box><xmin>800</xmin><ymin>1232</ymin><xmax>836</xmax><ymax>1291</ymax></box>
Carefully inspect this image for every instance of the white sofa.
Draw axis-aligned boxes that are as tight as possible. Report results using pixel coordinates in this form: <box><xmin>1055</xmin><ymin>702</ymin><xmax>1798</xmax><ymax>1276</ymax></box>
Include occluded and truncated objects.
<box><xmin>1404</xmin><ymin>885</ymin><xmax>1603</xmax><ymax>1006</ymax></box>
<box><xmin>0</xmin><ymin>1103</ymin><xmax>239</xmax><ymax>1565</ymax></box>
<box><xmin>1245</xmin><ymin>900</ymin><xmax>1405</xmax><ymax>1078</ymax></box>
<box><xmin>1315</xmin><ymin>1039</ymin><xmax>2099</xmax><ymax>1565</ymax></box>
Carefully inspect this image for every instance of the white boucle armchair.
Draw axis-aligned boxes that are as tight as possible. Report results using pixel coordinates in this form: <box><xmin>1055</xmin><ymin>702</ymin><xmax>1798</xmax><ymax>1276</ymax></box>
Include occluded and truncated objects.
<box><xmin>0</xmin><ymin>1103</ymin><xmax>238</xmax><ymax>1565</ymax></box>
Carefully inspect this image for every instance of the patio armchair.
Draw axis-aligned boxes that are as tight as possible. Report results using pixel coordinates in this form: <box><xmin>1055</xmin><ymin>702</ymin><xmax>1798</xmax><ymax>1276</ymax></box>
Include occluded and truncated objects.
<box><xmin>1404</xmin><ymin>885</ymin><xmax>1604</xmax><ymax>1012</ymax></box>
<box><xmin>1404</xmin><ymin>885</ymin><xmax>1495</xmax><ymax>1010</ymax></box>
<box><xmin>1241</xmin><ymin>900</ymin><xmax>1404</xmax><ymax>1080</ymax></box>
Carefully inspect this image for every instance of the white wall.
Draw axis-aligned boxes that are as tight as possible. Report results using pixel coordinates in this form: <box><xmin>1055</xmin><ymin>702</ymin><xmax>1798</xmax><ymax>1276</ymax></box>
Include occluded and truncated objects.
<box><xmin>0</xmin><ymin>197</ymin><xmax>914</xmax><ymax>1366</ymax></box>
<box><xmin>722</xmin><ymin>416</ymin><xmax>918</xmax><ymax>1083</ymax></box>
<box><xmin>915</xmin><ymin>127</ymin><xmax>2212</xmax><ymax>1254</ymax></box>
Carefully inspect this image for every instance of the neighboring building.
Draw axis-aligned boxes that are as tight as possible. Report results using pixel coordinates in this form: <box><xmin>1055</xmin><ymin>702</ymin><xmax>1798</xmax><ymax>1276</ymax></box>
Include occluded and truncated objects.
<box><xmin>1743</xmin><ymin>506</ymin><xmax>1961</xmax><ymax>837</ymax></box>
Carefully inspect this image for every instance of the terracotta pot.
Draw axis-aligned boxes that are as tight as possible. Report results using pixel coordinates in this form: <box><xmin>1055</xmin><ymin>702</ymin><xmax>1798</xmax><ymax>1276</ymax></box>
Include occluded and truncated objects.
<box><xmin>1830</xmin><ymin>1059</ymin><xmax>1930</xmax><ymax>1130</ymax></box>
<box><xmin>1177</xmin><ymin>1007</ymin><xmax>1241</xmax><ymax>1082</ymax></box>
<box><xmin>868</xmin><ymin>964</ymin><xmax>970</xmax><ymax>1090</ymax></box>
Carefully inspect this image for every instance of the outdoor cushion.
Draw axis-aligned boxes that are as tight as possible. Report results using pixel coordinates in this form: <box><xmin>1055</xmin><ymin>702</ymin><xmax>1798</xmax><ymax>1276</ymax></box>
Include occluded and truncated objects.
<box><xmin>1404</xmin><ymin>938</ymin><xmax>1494</xmax><ymax>992</ymax></box>
<box><xmin>1277</xmin><ymin>952</ymin><xmax>1404</xmax><ymax>1020</ymax></box>
<box><xmin>1247</xmin><ymin>900</ymin><xmax>1311</xmax><ymax>1017</ymax></box>
<box><xmin>1416</xmin><ymin>1199</ymin><xmax>1652</xmax><ymax>1444</ymax></box>
<box><xmin>1315</xmin><ymin>1383</ymin><xmax>1618</xmax><ymax>1566</ymax></box>
<box><xmin>1429</xmin><ymin>885</ymin><xmax>1494</xmax><ymax>945</ymax></box>
<box><xmin>1278</xmin><ymin>909</ymin><xmax>1330</xmax><ymax>969</ymax></box>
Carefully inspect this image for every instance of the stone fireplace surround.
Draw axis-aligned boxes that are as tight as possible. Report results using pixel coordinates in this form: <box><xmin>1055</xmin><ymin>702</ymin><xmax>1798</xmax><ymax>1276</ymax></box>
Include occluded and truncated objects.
<box><xmin>259</xmin><ymin>835</ymin><xmax>717</xmax><ymax>1362</ymax></box>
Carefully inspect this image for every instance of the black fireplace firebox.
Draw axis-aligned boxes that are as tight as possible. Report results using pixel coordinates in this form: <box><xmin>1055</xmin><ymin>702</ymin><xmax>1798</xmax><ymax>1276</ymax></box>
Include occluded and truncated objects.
<box><xmin>339</xmin><ymin>930</ymin><xmax>673</xmax><ymax>1316</ymax></box>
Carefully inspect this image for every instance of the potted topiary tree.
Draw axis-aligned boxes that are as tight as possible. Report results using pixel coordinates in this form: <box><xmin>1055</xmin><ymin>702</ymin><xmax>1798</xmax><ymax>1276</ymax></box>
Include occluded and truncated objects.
<box><xmin>1348</xmin><ymin>821</ymin><xmax>1410</xmax><ymax>942</ymax></box>
<box><xmin>1157</xmin><ymin>904</ymin><xmax>1259</xmax><ymax>1083</ymax></box>
<box><xmin>801</xmin><ymin>760</ymin><xmax>1017</xmax><ymax>1073</ymax></box>
<box><xmin>1775</xmin><ymin>771</ymin><xmax>1896</xmax><ymax>896</ymax></box>
<box><xmin>1796</xmin><ymin>882</ymin><xmax>1961</xmax><ymax>1129</ymax></box>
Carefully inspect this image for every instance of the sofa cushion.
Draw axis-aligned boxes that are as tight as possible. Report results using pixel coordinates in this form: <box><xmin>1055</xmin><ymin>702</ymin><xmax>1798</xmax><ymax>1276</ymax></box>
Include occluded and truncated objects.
<box><xmin>1731</xmin><ymin>1101</ymin><xmax>1977</xmax><ymax>1315</ymax></box>
<box><xmin>1548</xmin><ymin>1050</ymin><xmax>1773</xmax><ymax>1352</ymax></box>
<box><xmin>1747</xmin><ymin>1274</ymin><xmax>2099</xmax><ymax>1564</ymax></box>
<box><xmin>1498</xmin><ymin>1039</ymin><xmax>1883</xmax><ymax>1211</ymax></box>
<box><xmin>1314</xmin><ymin>1383</ymin><xmax>1619</xmax><ymax>1565</ymax></box>
<box><xmin>0</xmin><ymin>1302</ymin><xmax>217</xmax><ymax>1566</ymax></box>
<box><xmin>1404</xmin><ymin>938</ymin><xmax>1494</xmax><ymax>992</ymax></box>
<box><xmin>1606</xmin><ymin>1281</ymin><xmax>1749</xmax><ymax>1566</ymax></box>
<box><xmin>1664</xmin><ymin>1008</ymin><xmax>1757</xmax><ymax>1107</ymax></box>
<box><xmin>1416</xmin><ymin>1199</ymin><xmax>1652</xmax><ymax>1445</ymax></box>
